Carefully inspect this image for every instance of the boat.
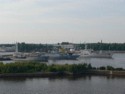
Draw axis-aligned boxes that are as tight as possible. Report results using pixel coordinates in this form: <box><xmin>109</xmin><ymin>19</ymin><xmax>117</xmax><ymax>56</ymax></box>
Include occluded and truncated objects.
<box><xmin>0</xmin><ymin>56</ymin><xmax>12</xmax><ymax>61</ymax></box>
<box><xmin>80</xmin><ymin>50</ymin><xmax>112</xmax><ymax>58</ymax></box>
<box><xmin>48</xmin><ymin>53</ymin><xmax>79</xmax><ymax>60</ymax></box>
<box><xmin>13</xmin><ymin>43</ymin><xmax>49</xmax><ymax>62</ymax></box>
<box><xmin>79</xmin><ymin>44</ymin><xmax>113</xmax><ymax>58</ymax></box>
<box><xmin>13</xmin><ymin>53</ymin><xmax>49</xmax><ymax>62</ymax></box>
<box><xmin>26</xmin><ymin>52</ymin><xmax>49</xmax><ymax>62</ymax></box>
<box><xmin>26</xmin><ymin>56</ymin><xmax>49</xmax><ymax>62</ymax></box>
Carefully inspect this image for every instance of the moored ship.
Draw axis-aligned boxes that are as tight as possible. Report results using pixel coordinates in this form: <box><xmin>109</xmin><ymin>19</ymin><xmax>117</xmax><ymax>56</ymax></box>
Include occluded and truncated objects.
<box><xmin>48</xmin><ymin>53</ymin><xmax>79</xmax><ymax>60</ymax></box>
<box><xmin>79</xmin><ymin>44</ymin><xmax>113</xmax><ymax>58</ymax></box>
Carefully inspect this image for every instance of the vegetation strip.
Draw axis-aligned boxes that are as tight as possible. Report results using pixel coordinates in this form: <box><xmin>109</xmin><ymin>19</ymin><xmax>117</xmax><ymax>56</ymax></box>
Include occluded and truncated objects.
<box><xmin>0</xmin><ymin>61</ymin><xmax>125</xmax><ymax>77</ymax></box>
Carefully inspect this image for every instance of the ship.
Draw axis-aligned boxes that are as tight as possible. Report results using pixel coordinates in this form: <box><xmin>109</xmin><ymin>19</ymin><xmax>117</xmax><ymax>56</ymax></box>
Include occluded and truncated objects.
<box><xmin>13</xmin><ymin>43</ymin><xmax>49</xmax><ymax>62</ymax></box>
<box><xmin>0</xmin><ymin>56</ymin><xmax>12</xmax><ymax>61</ymax></box>
<box><xmin>48</xmin><ymin>53</ymin><xmax>79</xmax><ymax>60</ymax></box>
<box><xmin>80</xmin><ymin>50</ymin><xmax>112</xmax><ymax>58</ymax></box>
<box><xmin>13</xmin><ymin>52</ymin><xmax>49</xmax><ymax>62</ymax></box>
<box><xmin>79</xmin><ymin>44</ymin><xmax>113</xmax><ymax>58</ymax></box>
<box><xmin>26</xmin><ymin>52</ymin><xmax>49</xmax><ymax>62</ymax></box>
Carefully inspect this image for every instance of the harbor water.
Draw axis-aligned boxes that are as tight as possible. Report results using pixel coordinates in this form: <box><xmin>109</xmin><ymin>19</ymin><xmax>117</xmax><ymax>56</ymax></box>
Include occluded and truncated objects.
<box><xmin>0</xmin><ymin>76</ymin><xmax>125</xmax><ymax>94</ymax></box>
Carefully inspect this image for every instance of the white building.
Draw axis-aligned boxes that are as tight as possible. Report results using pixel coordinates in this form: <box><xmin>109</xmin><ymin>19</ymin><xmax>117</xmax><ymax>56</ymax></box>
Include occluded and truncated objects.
<box><xmin>60</xmin><ymin>42</ymin><xmax>74</xmax><ymax>49</ymax></box>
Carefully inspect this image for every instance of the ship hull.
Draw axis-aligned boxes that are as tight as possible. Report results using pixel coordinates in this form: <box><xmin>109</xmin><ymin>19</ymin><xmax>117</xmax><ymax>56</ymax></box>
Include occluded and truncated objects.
<box><xmin>49</xmin><ymin>54</ymin><xmax>79</xmax><ymax>60</ymax></box>
<box><xmin>26</xmin><ymin>56</ymin><xmax>49</xmax><ymax>62</ymax></box>
<box><xmin>80</xmin><ymin>53</ymin><xmax>112</xmax><ymax>58</ymax></box>
<box><xmin>13</xmin><ymin>56</ymin><xmax>49</xmax><ymax>62</ymax></box>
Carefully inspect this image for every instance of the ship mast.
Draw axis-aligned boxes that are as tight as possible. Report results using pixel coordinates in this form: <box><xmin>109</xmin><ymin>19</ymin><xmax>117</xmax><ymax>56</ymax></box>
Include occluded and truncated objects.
<box><xmin>15</xmin><ymin>42</ymin><xmax>18</xmax><ymax>53</ymax></box>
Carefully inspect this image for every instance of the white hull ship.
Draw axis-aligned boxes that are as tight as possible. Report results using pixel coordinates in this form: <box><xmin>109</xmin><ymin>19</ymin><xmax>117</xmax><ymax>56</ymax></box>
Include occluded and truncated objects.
<box><xmin>13</xmin><ymin>43</ymin><xmax>49</xmax><ymax>62</ymax></box>
<box><xmin>13</xmin><ymin>53</ymin><xmax>49</xmax><ymax>62</ymax></box>
<box><xmin>79</xmin><ymin>50</ymin><xmax>112</xmax><ymax>58</ymax></box>
<box><xmin>79</xmin><ymin>44</ymin><xmax>113</xmax><ymax>58</ymax></box>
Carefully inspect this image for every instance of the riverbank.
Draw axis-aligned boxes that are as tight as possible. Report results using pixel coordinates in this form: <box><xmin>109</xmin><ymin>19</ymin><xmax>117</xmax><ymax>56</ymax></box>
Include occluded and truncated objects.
<box><xmin>0</xmin><ymin>61</ymin><xmax>125</xmax><ymax>78</ymax></box>
<box><xmin>1</xmin><ymin>70</ymin><xmax>125</xmax><ymax>78</ymax></box>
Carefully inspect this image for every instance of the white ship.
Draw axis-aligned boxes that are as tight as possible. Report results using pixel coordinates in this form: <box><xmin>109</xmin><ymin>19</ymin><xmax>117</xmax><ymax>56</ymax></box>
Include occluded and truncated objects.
<box><xmin>13</xmin><ymin>53</ymin><xmax>49</xmax><ymax>62</ymax></box>
<box><xmin>13</xmin><ymin>43</ymin><xmax>49</xmax><ymax>62</ymax></box>
<box><xmin>79</xmin><ymin>45</ymin><xmax>113</xmax><ymax>58</ymax></box>
<box><xmin>26</xmin><ymin>52</ymin><xmax>49</xmax><ymax>62</ymax></box>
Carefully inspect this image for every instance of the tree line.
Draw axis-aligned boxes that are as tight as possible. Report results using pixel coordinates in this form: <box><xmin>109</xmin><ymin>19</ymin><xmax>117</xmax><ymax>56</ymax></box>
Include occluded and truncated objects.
<box><xmin>77</xmin><ymin>43</ymin><xmax>125</xmax><ymax>51</ymax></box>
<box><xmin>18</xmin><ymin>42</ymin><xmax>125</xmax><ymax>52</ymax></box>
<box><xmin>18</xmin><ymin>42</ymin><xmax>54</xmax><ymax>52</ymax></box>
<box><xmin>1</xmin><ymin>42</ymin><xmax>125</xmax><ymax>52</ymax></box>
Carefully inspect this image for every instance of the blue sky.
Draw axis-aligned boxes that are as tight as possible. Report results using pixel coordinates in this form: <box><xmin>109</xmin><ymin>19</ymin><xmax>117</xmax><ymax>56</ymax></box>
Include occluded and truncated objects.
<box><xmin>0</xmin><ymin>0</ymin><xmax>125</xmax><ymax>43</ymax></box>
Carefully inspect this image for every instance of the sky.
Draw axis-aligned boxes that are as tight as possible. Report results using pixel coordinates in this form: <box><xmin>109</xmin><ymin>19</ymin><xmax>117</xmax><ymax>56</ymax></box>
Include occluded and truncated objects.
<box><xmin>0</xmin><ymin>0</ymin><xmax>125</xmax><ymax>43</ymax></box>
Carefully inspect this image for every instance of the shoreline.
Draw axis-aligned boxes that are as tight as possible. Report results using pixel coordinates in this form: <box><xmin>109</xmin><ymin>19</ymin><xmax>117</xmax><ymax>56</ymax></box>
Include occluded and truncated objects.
<box><xmin>1</xmin><ymin>70</ymin><xmax>125</xmax><ymax>78</ymax></box>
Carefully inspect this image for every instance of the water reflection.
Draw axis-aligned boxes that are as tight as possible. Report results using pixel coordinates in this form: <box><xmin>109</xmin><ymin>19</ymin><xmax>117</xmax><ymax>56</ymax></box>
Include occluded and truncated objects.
<box><xmin>0</xmin><ymin>76</ymin><xmax>125</xmax><ymax>94</ymax></box>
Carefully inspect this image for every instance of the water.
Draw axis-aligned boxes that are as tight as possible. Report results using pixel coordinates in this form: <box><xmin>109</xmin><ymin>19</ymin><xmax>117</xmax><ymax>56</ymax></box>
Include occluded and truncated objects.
<box><xmin>1</xmin><ymin>53</ymin><xmax>125</xmax><ymax>68</ymax></box>
<box><xmin>49</xmin><ymin>53</ymin><xmax>125</xmax><ymax>68</ymax></box>
<box><xmin>0</xmin><ymin>76</ymin><xmax>125</xmax><ymax>94</ymax></box>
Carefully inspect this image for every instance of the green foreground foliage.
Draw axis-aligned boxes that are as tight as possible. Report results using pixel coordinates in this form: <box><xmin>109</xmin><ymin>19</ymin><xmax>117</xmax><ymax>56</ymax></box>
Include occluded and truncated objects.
<box><xmin>0</xmin><ymin>62</ymin><xmax>124</xmax><ymax>74</ymax></box>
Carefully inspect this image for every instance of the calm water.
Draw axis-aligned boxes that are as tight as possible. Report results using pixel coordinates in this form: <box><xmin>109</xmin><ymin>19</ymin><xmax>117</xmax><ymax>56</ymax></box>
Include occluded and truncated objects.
<box><xmin>49</xmin><ymin>53</ymin><xmax>125</xmax><ymax>68</ymax></box>
<box><xmin>0</xmin><ymin>76</ymin><xmax>125</xmax><ymax>94</ymax></box>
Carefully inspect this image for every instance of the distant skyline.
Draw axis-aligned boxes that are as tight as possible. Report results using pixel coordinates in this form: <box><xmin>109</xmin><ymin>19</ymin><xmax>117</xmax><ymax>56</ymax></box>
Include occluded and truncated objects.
<box><xmin>0</xmin><ymin>0</ymin><xmax>125</xmax><ymax>43</ymax></box>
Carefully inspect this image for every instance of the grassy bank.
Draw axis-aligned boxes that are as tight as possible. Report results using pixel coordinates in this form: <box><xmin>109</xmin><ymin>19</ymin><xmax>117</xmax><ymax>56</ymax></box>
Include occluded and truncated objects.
<box><xmin>0</xmin><ymin>61</ymin><xmax>125</xmax><ymax>77</ymax></box>
<box><xmin>0</xmin><ymin>61</ymin><xmax>93</xmax><ymax>73</ymax></box>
